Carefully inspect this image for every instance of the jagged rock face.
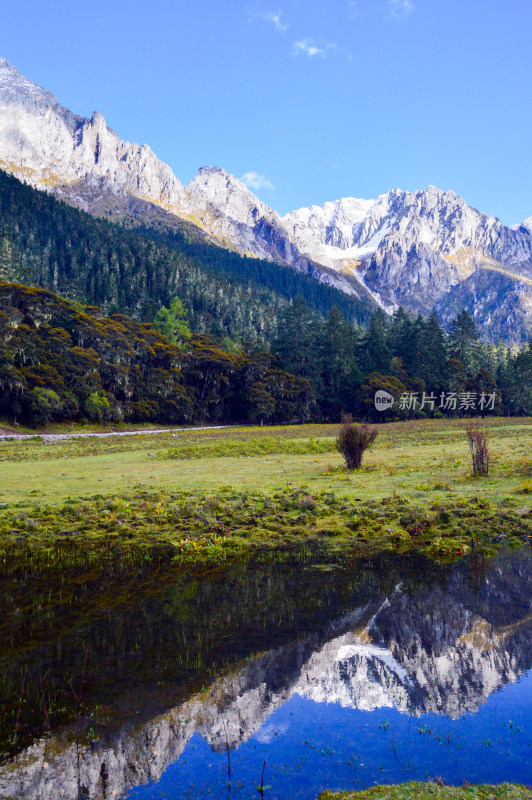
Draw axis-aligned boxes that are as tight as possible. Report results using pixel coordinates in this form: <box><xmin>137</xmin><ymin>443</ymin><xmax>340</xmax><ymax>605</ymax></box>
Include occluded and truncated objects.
<box><xmin>286</xmin><ymin>186</ymin><xmax>532</xmax><ymax>273</ymax></box>
<box><xmin>0</xmin><ymin>57</ymin><xmax>185</xmax><ymax>212</ymax></box>
<box><xmin>435</xmin><ymin>268</ymin><xmax>532</xmax><ymax>343</ymax></box>
<box><xmin>513</xmin><ymin>216</ymin><xmax>532</xmax><ymax>236</ymax></box>
<box><xmin>184</xmin><ymin>166</ymin><xmax>310</xmax><ymax>266</ymax></box>
<box><xmin>283</xmin><ymin>192</ymin><xmax>396</xmax><ymax>269</ymax></box>
<box><xmin>286</xmin><ymin>186</ymin><xmax>532</xmax><ymax>335</ymax></box>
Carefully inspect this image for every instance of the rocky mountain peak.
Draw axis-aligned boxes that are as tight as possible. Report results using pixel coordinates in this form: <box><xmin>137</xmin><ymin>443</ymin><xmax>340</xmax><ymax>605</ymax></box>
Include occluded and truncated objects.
<box><xmin>0</xmin><ymin>57</ymin><xmax>185</xmax><ymax>210</ymax></box>
<box><xmin>185</xmin><ymin>165</ymin><xmax>280</xmax><ymax>227</ymax></box>
<box><xmin>90</xmin><ymin>109</ymin><xmax>106</xmax><ymax>127</ymax></box>
<box><xmin>196</xmin><ymin>165</ymin><xmax>228</xmax><ymax>178</ymax></box>
<box><xmin>518</xmin><ymin>216</ymin><xmax>532</xmax><ymax>235</ymax></box>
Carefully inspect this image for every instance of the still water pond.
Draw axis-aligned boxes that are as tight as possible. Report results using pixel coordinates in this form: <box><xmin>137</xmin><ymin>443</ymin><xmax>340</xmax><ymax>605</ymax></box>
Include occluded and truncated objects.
<box><xmin>1</xmin><ymin>548</ymin><xmax>531</xmax><ymax>799</ymax></box>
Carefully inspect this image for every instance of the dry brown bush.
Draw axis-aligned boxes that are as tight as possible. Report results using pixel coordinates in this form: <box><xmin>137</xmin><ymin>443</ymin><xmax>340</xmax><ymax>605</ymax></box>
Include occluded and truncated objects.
<box><xmin>466</xmin><ymin>424</ymin><xmax>489</xmax><ymax>476</ymax></box>
<box><xmin>336</xmin><ymin>415</ymin><xmax>378</xmax><ymax>470</ymax></box>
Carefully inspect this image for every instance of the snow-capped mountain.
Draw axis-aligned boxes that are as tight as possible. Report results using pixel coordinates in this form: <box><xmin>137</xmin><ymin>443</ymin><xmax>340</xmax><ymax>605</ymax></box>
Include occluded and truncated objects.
<box><xmin>181</xmin><ymin>169</ymin><xmax>532</xmax><ymax>338</ymax></box>
<box><xmin>286</xmin><ymin>186</ymin><xmax>532</xmax><ymax>305</ymax></box>
<box><xmin>517</xmin><ymin>216</ymin><xmax>532</xmax><ymax>235</ymax></box>
<box><xmin>1</xmin><ymin>56</ymin><xmax>531</xmax><ymax>341</ymax></box>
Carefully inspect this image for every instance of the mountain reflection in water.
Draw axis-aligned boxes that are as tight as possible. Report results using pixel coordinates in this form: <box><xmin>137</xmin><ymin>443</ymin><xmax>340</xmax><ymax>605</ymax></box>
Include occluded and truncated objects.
<box><xmin>1</xmin><ymin>549</ymin><xmax>531</xmax><ymax>799</ymax></box>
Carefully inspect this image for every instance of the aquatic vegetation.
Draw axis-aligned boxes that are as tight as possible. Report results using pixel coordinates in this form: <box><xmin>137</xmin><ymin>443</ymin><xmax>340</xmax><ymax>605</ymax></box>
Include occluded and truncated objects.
<box><xmin>319</xmin><ymin>783</ymin><xmax>532</xmax><ymax>799</ymax></box>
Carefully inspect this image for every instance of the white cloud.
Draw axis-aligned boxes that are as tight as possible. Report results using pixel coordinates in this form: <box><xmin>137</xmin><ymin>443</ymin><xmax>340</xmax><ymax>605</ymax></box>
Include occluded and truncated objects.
<box><xmin>242</xmin><ymin>171</ymin><xmax>275</xmax><ymax>191</ymax></box>
<box><xmin>387</xmin><ymin>0</ymin><xmax>414</xmax><ymax>19</ymax></box>
<box><xmin>294</xmin><ymin>38</ymin><xmax>326</xmax><ymax>57</ymax></box>
<box><xmin>248</xmin><ymin>8</ymin><xmax>289</xmax><ymax>32</ymax></box>
<box><xmin>261</xmin><ymin>11</ymin><xmax>288</xmax><ymax>32</ymax></box>
<box><xmin>294</xmin><ymin>38</ymin><xmax>349</xmax><ymax>59</ymax></box>
<box><xmin>293</xmin><ymin>38</ymin><xmax>352</xmax><ymax>60</ymax></box>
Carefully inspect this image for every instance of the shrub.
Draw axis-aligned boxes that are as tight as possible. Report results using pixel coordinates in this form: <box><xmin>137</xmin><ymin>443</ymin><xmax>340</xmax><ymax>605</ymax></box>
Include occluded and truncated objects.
<box><xmin>84</xmin><ymin>392</ymin><xmax>110</xmax><ymax>423</ymax></box>
<box><xmin>30</xmin><ymin>388</ymin><xmax>62</xmax><ymax>425</ymax></box>
<box><xmin>336</xmin><ymin>415</ymin><xmax>378</xmax><ymax>470</ymax></box>
<box><xmin>466</xmin><ymin>424</ymin><xmax>489</xmax><ymax>476</ymax></box>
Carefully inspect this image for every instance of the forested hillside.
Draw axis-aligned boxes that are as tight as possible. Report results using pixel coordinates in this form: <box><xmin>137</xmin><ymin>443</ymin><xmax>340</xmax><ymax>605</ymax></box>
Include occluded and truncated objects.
<box><xmin>0</xmin><ymin>169</ymin><xmax>372</xmax><ymax>345</ymax></box>
<box><xmin>1</xmin><ymin>170</ymin><xmax>531</xmax><ymax>428</ymax></box>
<box><xmin>0</xmin><ymin>282</ymin><xmax>314</xmax><ymax>425</ymax></box>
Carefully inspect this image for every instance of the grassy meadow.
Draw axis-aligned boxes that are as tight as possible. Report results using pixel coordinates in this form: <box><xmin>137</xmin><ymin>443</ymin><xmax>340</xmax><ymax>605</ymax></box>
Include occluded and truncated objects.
<box><xmin>0</xmin><ymin>417</ymin><xmax>531</xmax><ymax>571</ymax></box>
<box><xmin>1</xmin><ymin>417</ymin><xmax>531</xmax><ymax>505</ymax></box>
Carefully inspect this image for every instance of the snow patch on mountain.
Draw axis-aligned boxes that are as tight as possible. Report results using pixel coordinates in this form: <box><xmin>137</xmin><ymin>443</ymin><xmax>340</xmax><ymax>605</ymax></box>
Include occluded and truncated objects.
<box><xmin>514</xmin><ymin>216</ymin><xmax>532</xmax><ymax>235</ymax></box>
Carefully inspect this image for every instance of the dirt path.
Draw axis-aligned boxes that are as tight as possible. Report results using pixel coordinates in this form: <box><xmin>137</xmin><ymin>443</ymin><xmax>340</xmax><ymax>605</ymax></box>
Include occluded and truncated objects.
<box><xmin>0</xmin><ymin>425</ymin><xmax>232</xmax><ymax>442</ymax></box>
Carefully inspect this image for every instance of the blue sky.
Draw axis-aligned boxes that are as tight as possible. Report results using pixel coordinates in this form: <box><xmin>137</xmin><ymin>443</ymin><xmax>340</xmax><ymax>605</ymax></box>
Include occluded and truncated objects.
<box><xmin>1</xmin><ymin>0</ymin><xmax>531</xmax><ymax>223</ymax></box>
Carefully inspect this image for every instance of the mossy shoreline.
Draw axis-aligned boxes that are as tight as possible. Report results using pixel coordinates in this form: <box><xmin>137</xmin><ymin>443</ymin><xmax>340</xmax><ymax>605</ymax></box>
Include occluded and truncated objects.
<box><xmin>318</xmin><ymin>783</ymin><xmax>531</xmax><ymax>799</ymax></box>
<box><xmin>1</xmin><ymin>418</ymin><xmax>531</xmax><ymax>575</ymax></box>
<box><xmin>1</xmin><ymin>485</ymin><xmax>530</xmax><ymax>575</ymax></box>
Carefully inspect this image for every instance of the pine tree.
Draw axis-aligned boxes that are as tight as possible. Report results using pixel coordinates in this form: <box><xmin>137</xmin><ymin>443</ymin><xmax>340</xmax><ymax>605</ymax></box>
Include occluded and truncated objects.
<box><xmin>359</xmin><ymin>308</ymin><xmax>390</xmax><ymax>374</ymax></box>
<box><xmin>448</xmin><ymin>310</ymin><xmax>481</xmax><ymax>372</ymax></box>
<box><xmin>272</xmin><ymin>296</ymin><xmax>323</xmax><ymax>390</ymax></box>
<box><xmin>419</xmin><ymin>311</ymin><xmax>448</xmax><ymax>393</ymax></box>
<box><xmin>319</xmin><ymin>305</ymin><xmax>361</xmax><ymax>420</ymax></box>
<box><xmin>0</xmin><ymin>234</ymin><xmax>14</xmax><ymax>279</ymax></box>
<box><xmin>153</xmin><ymin>297</ymin><xmax>191</xmax><ymax>348</ymax></box>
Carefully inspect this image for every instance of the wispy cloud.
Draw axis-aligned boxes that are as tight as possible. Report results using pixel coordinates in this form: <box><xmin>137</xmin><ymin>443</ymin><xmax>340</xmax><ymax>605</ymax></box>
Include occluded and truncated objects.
<box><xmin>347</xmin><ymin>1</ymin><xmax>359</xmax><ymax>20</ymax></box>
<box><xmin>248</xmin><ymin>8</ymin><xmax>289</xmax><ymax>33</ymax></box>
<box><xmin>262</xmin><ymin>11</ymin><xmax>288</xmax><ymax>32</ymax></box>
<box><xmin>242</xmin><ymin>171</ymin><xmax>275</xmax><ymax>191</ymax></box>
<box><xmin>294</xmin><ymin>38</ymin><xmax>326</xmax><ymax>57</ymax></box>
<box><xmin>387</xmin><ymin>0</ymin><xmax>414</xmax><ymax>20</ymax></box>
<box><xmin>293</xmin><ymin>38</ymin><xmax>351</xmax><ymax>59</ymax></box>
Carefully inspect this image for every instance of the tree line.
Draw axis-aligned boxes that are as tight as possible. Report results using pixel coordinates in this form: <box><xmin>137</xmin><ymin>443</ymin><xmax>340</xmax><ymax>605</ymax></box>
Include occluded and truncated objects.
<box><xmin>2</xmin><ymin>281</ymin><xmax>530</xmax><ymax>428</ymax></box>
<box><xmin>270</xmin><ymin>299</ymin><xmax>532</xmax><ymax>420</ymax></box>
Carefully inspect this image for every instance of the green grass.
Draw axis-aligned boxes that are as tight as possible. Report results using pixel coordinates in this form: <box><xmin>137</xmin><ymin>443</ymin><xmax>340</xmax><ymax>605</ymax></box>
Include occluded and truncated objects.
<box><xmin>163</xmin><ymin>434</ymin><xmax>337</xmax><ymax>459</ymax></box>
<box><xmin>0</xmin><ymin>418</ymin><xmax>531</xmax><ymax>506</ymax></box>
<box><xmin>0</xmin><ymin>417</ymin><xmax>178</xmax><ymax>436</ymax></box>
<box><xmin>318</xmin><ymin>783</ymin><xmax>531</xmax><ymax>800</ymax></box>
<box><xmin>0</xmin><ymin>418</ymin><xmax>531</xmax><ymax>570</ymax></box>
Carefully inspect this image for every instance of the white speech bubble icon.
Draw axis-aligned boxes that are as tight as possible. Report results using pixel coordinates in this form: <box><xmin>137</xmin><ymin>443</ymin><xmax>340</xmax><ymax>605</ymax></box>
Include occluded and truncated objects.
<box><xmin>374</xmin><ymin>390</ymin><xmax>394</xmax><ymax>411</ymax></box>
